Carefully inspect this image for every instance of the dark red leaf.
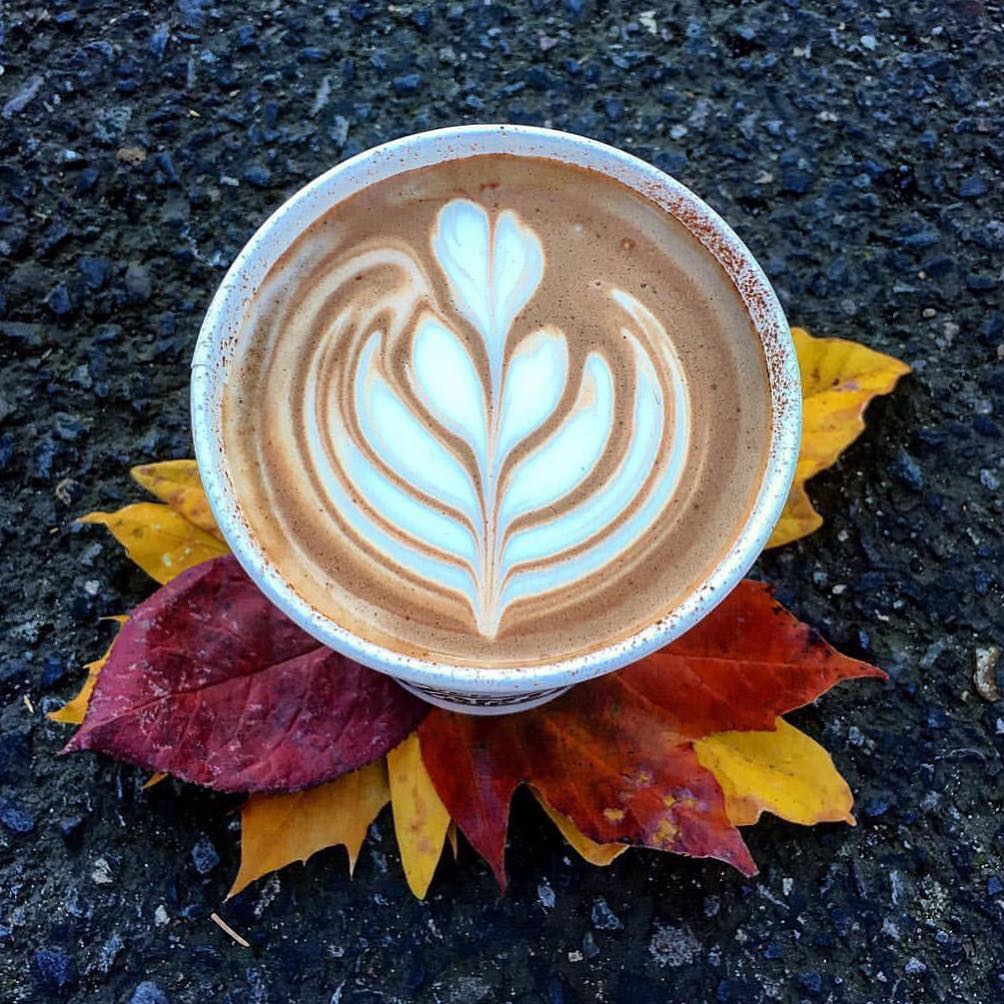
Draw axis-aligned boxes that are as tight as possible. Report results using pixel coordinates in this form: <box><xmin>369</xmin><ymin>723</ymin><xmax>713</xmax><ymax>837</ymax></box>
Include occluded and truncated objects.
<box><xmin>419</xmin><ymin>580</ymin><xmax>885</xmax><ymax>888</ymax></box>
<box><xmin>64</xmin><ymin>556</ymin><xmax>429</xmax><ymax>792</ymax></box>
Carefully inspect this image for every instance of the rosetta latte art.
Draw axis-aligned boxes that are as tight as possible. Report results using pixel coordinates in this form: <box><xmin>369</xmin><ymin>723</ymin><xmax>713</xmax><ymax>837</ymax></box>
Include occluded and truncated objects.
<box><xmin>300</xmin><ymin>199</ymin><xmax>691</xmax><ymax>637</ymax></box>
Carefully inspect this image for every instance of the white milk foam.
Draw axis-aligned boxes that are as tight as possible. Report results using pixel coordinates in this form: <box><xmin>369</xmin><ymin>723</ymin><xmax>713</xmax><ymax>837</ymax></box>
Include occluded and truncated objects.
<box><xmin>300</xmin><ymin>199</ymin><xmax>690</xmax><ymax>637</ymax></box>
<box><xmin>223</xmin><ymin>154</ymin><xmax>772</xmax><ymax>667</ymax></box>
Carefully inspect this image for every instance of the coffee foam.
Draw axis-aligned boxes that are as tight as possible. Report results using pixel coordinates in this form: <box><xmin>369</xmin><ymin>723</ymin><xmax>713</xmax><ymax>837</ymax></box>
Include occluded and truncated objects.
<box><xmin>222</xmin><ymin>155</ymin><xmax>771</xmax><ymax>667</ymax></box>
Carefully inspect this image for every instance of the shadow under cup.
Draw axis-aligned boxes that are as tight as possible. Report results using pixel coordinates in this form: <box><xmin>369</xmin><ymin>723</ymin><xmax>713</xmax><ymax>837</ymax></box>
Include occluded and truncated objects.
<box><xmin>191</xmin><ymin>125</ymin><xmax>801</xmax><ymax>716</ymax></box>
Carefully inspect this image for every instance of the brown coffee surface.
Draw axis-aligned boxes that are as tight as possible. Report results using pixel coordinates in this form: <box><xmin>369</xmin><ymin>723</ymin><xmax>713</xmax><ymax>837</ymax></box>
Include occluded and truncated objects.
<box><xmin>221</xmin><ymin>154</ymin><xmax>772</xmax><ymax>668</ymax></box>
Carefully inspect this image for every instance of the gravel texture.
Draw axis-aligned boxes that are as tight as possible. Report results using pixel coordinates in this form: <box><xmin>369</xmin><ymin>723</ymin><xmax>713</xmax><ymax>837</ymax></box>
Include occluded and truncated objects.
<box><xmin>1</xmin><ymin>1</ymin><xmax>1003</xmax><ymax>1001</ymax></box>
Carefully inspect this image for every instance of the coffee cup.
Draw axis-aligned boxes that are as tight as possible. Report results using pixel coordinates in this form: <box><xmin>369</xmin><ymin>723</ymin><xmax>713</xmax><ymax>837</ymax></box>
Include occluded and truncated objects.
<box><xmin>192</xmin><ymin>125</ymin><xmax>800</xmax><ymax>715</ymax></box>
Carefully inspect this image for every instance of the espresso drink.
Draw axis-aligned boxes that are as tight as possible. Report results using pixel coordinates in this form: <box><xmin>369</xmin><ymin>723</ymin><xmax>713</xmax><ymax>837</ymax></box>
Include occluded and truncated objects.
<box><xmin>222</xmin><ymin>155</ymin><xmax>772</xmax><ymax>667</ymax></box>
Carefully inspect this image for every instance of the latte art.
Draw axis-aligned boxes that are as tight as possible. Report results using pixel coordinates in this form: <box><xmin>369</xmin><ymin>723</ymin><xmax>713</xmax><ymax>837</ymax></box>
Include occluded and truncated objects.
<box><xmin>301</xmin><ymin>198</ymin><xmax>690</xmax><ymax>637</ymax></box>
<box><xmin>223</xmin><ymin>155</ymin><xmax>772</xmax><ymax>667</ymax></box>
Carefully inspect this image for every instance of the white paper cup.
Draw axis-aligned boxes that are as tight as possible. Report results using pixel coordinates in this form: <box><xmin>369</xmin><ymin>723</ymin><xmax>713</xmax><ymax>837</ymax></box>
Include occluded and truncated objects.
<box><xmin>191</xmin><ymin>125</ymin><xmax>801</xmax><ymax>715</ymax></box>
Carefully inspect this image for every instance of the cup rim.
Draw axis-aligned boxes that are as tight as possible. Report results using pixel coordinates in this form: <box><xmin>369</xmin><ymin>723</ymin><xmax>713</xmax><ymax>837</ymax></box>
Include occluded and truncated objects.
<box><xmin>191</xmin><ymin>124</ymin><xmax>801</xmax><ymax>696</ymax></box>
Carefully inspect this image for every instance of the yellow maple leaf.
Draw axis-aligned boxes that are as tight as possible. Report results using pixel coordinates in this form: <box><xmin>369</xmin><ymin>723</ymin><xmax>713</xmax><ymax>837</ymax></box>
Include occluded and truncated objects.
<box><xmin>229</xmin><ymin>760</ymin><xmax>390</xmax><ymax>898</ymax></box>
<box><xmin>768</xmin><ymin>327</ymin><xmax>910</xmax><ymax>548</ymax></box>
<box><xmin>48</xmin><ymin>616</ymin><xmax>127</xmax><ymax>725</ymax></box>
<box><xmin>131</xmin><ymin>460</ymin><xmax>224</xmax><ymax>540</ymax></box>
<box><xmin>387</xmin><ymin>734</ymin><xmax>451</xmax><ymax>899</ymax></box>
<box><xmin>232</xmin><ymin>738</ymin><xmax>458</xmax><ymax>901</ymax></box>
<box><xmin>694</xmin><ymin>717</ymin><xmax>854</xmax><ymax>827</ymax></box>
<box><xmin>533</xmin><ymin>788</ymin><xmax>627</xmax><ymax>866</ymax></box>
<box><xmin>80</xmin><ymin>503</ymin><xmax>228</xmax><ymax>585</ymax></box>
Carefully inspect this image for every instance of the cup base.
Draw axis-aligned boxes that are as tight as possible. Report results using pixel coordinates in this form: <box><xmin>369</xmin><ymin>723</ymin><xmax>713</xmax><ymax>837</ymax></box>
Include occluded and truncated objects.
<box><xmin>397</xmin><ymin>680</ymin><xmax>570</xmax><ymax>716</ymax></box>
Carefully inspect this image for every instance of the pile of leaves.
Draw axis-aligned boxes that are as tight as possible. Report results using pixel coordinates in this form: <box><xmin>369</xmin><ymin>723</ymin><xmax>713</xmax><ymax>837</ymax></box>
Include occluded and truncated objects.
<box><xmin>53</xmin><ymin>328</ymin><xmax>908</xmax><ymax>898</ymax></box>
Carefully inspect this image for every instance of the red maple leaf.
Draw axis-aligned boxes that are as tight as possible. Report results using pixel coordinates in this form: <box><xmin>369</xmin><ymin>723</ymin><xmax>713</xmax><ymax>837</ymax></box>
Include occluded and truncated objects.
<box><xmin>419</xmin><ymin>581</ymin><xmax>884</xmax><ymax>887</ymax></box>
<box><xmin>65</xmin><ymin>556</ymin><xmax>429</xmax><ymax>792</ymax></box>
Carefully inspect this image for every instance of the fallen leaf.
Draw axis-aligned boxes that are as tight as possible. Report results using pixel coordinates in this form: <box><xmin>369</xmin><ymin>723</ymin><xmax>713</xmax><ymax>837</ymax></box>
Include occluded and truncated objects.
<box><xmin>534</xmin><ymin>789</ymin><xmax>627</xmax><ymax>867</ymax></box>
<box><xmin>387</xmin><ymin>734</ymin><xmax>452</xmax><ymax>899</ymax></box>
<box><xmin>230</xmin><ymin>761</ymin><xmax>390</xmax><ymax>898</ymax></box>
<box><xmin>69</xmin><ymin>457</ymin><xmax>888</xmax><ymax>896</ymax></box>
<box><xmin>768</xmin><ymin>327</ymin><xmax>910</xmax><ymax>548</ymax></box>
<box><xmin>80</xmin><ymin>503</ymin><xmax>228</xmax><ymax>584</ymax></box>
<box><xmin>131</xmin><ymin>460</ymin><xmax>224</xmax><ymax>540</ymax></box>
<box><xmin>64</xmin><ymin>556</ymin><xmax>429</xmax><ymax>792</ymax></box>
<box><xmin>418</xmin><ymin>581</ymin><xmax>884</xmax><ymax>888</ymax></box>
<box><xmin>695</xmin><ymin>718</ymin><xmax>854</xmax><ymax>827</ymax></box>
<box><xmin>48</xmin><ymin>616</ymin><xmax>127</xmax><ymax>725</ymax></box>
<box><xmin>420</xmin><ymin>688</ymin><xmax>752</xmax><ymax>889</ymax></box>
